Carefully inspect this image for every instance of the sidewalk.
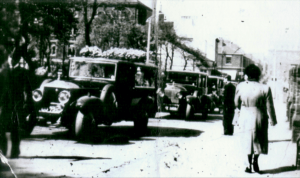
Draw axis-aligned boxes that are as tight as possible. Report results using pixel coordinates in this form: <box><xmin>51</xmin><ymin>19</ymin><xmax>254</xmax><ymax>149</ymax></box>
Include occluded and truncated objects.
<box><xmin>105</xmin><ymin>99</ymin><xmax>300</xmax><ymax>177</ymax></box>
<box><xmin>197</xmin><ymin>99</ymin><xmax>299</xmax><ymax>177</ymax></box>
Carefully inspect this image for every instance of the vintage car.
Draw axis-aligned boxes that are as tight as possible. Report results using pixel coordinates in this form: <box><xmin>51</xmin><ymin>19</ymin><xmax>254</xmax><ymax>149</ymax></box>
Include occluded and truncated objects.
<box><xmin>32</xmin><ymin>57</ymin><xmax>157</xmax><ymax>139</ymax></box>
<box><xmin>158</xmin><ymin>70</ymin><xmax>225</xmax><ymax>120</ymax></box>
<box><xmin>157</xmin><ymin>70</ymin><xmax>208</xmax><ymax>119</ymax></box>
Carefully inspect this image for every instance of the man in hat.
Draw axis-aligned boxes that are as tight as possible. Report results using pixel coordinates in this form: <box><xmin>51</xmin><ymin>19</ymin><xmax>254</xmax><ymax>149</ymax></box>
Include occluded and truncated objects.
<box><xmin>223</xmin><ymin>75</ymin><xmax>236</xmax><ymax>135</ymax></box>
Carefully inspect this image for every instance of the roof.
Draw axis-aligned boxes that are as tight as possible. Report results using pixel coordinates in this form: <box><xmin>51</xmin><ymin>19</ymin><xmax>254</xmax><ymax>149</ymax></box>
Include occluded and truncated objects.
<box><xmin>71</xmin><ymin>57</ymin><xmax>120</xmax><ymax>63</ymax></box>
<box><xmin>167</xmin><ymin>70</ymin><xmax>208</xmax><ymax>76</ymax></box>
<box><xmin>70</xmin><ymin>57</ymin><xmax>157</xmax><ymax>67</ymax></box>
<box><xmin>92</xmin><ymin>0</ymin><xmax>152</xmax><ymax>11</ymax></box>
<box><xmin>217</xmin><ymin>38</ymin><xmax>245</xmax><ymax>55</ymax></box>
<box><xmin>208</xmin><ymin>75</ymin><xmax>224</xmax><ymax>79</ymax></box>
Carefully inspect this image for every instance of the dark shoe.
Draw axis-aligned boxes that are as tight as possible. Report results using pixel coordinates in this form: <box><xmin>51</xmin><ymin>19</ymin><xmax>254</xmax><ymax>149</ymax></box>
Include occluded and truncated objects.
<box><xmin>245</xmin><ymin>166</ymin><xmax>252</xmax><ymax>173</ymax></box>
<box><xmin>253</xmin><ymin>161</ymin><xmax>260</xmax><ymax>172</ymax></box>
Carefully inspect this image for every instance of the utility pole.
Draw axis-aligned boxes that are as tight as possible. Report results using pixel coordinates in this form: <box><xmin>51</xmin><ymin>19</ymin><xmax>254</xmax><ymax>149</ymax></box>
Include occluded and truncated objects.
<box><xmin>153</xmin><ymin>0</ymin><xmax>159</xmax><ymax>66</ymax></box>
<box><xmin>146</xmin><ymin>18</ymin><xmax>151</xmax><ymax>64</ymax></box>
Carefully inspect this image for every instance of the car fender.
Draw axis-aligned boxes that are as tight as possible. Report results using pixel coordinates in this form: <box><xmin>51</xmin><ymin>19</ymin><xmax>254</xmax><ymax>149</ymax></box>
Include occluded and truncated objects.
<box><xmin>76</xmin><ymin>95</ymin><xmax>103</xmax><ymax>115</ymax></box>
<box><xmin>186</xmin><ymin>95</ymin><xmax>197</xmax><ymax>105</ymax></box>
<box><xmin>100</xmin><ymin>84</ymin><xmax>115</xmax><ymax>103</ymax></box>
<box><xmin>200</xmin><ymin>95</ymin><xmax>211</xmax><ymax>107</ymax></box>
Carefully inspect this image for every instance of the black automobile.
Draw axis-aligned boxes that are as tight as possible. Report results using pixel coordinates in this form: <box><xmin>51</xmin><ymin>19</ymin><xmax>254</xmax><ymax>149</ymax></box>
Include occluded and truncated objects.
<box><xmin>32</xmin><ymin>57</ymin><xmax>157</xmax><ymax>139</ymax></box>
<box><xmin>157</xmin><ymin>70</ymin><xmax>208</xmax><ymax>119</ymax></box>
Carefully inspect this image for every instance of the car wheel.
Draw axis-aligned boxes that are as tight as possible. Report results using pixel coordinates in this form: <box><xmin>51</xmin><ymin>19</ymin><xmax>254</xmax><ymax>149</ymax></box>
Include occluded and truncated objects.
<box><xmin>186</xmin><ymin>104</ymin><xmax>194</xmax><ymax>120</ymax></box>
<box><xmin>75</xmin><ymin>111</ymin><xmax>97</xmax><ymax>140</ymax></box>
<box><xmin>133</xmin><ymin>105</ymin><xmax>149</xmax><ymax>136</ymax></box>
<box><xmin>296</xmin><ymin>138</ymin><xmax>300</xmax><ymax>168</ymax></box>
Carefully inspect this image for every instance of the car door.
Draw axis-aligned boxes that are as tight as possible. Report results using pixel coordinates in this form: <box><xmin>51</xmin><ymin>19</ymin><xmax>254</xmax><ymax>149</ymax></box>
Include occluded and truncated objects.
<box><xmin>115</xmin><ymin>62</ymin><xmax>136</xmax><ymax>116</ymax></box>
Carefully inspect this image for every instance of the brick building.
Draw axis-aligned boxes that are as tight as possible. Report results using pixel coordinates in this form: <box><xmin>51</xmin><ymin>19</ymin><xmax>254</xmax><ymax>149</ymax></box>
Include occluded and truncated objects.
<box><xmin>215</xmin><ymin>38</ymin><xmax>254</xmax><ymax>81</ymax></box>
<box><xmin>50</xmin><ymin>0</ymin><xmax>152</xmax><ymax>60</ymax></box>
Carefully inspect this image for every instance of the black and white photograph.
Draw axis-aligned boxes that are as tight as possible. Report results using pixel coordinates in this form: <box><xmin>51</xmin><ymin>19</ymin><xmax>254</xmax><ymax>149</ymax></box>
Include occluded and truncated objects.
<box><xmin>0</xmin><ymin>0</ymin><xmax>299</xmax><ymax>177</ymax></box>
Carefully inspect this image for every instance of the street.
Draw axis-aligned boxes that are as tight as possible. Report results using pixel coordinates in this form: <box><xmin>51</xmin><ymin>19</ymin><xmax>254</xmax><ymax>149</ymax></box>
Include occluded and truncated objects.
<box><xmin>1</xmin><ymin>100</ymin><xmax>299</xmax><ymax>177</ymax></box>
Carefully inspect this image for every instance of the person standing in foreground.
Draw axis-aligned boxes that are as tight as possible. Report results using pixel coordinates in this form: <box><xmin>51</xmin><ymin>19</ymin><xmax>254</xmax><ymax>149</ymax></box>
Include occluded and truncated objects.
<box><xmin>234</xmin><ymin>64</ymin><xmax>277</xmax><ymax>173</ymax></box>
<box><xmin>223</xmin><ymin>75</ymin><xmax>236</xmax><ymax>135</ymax></box>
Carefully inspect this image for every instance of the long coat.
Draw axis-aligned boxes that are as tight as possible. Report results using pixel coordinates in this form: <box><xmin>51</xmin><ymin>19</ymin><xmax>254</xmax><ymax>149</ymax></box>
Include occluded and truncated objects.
<box><xmin>234</xmin><ymin>80</ymin><xmax>277</xmax><ymax>154</ymax></box>
<box><xmin>0</xmin><ymin>62</ymin><xmax>14</xmax><ymax>132</ymax></box>
<box><xmin>223</xmin><ymin>82</ymin><xmax>236</xmax><ymax>131</ymax></box>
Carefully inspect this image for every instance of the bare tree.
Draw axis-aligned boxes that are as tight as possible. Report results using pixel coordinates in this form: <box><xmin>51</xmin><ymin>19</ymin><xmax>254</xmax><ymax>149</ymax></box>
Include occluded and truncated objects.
<box><xmin>181</xmin><ymin>49</ymin><xmax>190</xmax><ymax>71</ymax></box>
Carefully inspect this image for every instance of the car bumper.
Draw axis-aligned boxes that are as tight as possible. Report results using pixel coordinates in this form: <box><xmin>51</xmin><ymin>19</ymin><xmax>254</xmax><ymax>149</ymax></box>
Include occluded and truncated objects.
<box><xmin>38</xmin><ymin>102</ymin><xmax>64</xmax><ymax>117</ymax></box>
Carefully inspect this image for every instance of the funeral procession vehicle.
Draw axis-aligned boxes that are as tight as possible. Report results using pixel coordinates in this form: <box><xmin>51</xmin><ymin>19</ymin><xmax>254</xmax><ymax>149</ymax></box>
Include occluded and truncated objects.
<box><xmin>157</xmin><ymin>70</ymin><xmax>208</xmax><ymax>120</ymax></box>
<box><xmin>157</xmin><ymin>70</ymin><xmax>225</xmax><ymax>120</ymax></box>
<box><xmin>31</xmin><ymin>57</ymin><xmax>158</xmax><ymax>139</ymax></box>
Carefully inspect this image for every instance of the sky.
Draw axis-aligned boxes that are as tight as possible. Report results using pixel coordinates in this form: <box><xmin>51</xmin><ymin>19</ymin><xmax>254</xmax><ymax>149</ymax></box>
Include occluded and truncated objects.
<box><xmin>141</xmin><ymin>0</ymin><xmax>300</xmax><ymax>61</ymax></box>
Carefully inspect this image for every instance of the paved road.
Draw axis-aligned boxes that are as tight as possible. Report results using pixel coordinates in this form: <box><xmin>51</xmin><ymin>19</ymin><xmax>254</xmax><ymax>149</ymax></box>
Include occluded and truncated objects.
<box><xmin>1</xmin><ymin>101</ymin><xmax>299</xmax><ymax>177</ymax></box>
<box><xmin>1</xmin><ymin>113</ymin><xmax>223</xmax><ymax>178</ymax></box>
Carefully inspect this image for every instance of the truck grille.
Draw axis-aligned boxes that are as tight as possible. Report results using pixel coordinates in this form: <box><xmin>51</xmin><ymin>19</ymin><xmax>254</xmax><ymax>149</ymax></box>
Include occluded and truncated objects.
<box><xmin>43</xmin><ymin>87</ymin><xmax>63</xmax><ymax>106</ymax></box>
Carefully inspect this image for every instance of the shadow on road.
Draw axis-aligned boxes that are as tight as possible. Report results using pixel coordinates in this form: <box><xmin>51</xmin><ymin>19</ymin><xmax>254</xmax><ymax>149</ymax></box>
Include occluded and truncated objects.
<box><xmin>24</xmin><ymin>125</ymin><xmax>203</xmax><ymax>145</ymax></box>
<box><xmin>269</xmin><ymin>139</ymin><xmax>291</xmax><ymax>143</ymax></box>
<box><xmin>18</xmin><ymin>155</ymin><xmax>111</xmax><ymax>161</ymax></box>
<box><xmin>158</xmin><ymin>112</ymin><xmax>223</xmax><ymax>123</ymax></box>
<box><xmin>259</xmin><ymin>165</ymin><xmax>297</xmax><ymax>174</ymax></box>
<box><xmin>0</xmin><ymin>172</ymin><xmax>73</xmax><ymax>178</ymax></box>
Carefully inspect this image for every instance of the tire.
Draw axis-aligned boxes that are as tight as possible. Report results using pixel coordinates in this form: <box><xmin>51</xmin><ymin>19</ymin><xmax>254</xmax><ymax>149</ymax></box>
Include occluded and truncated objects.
<box><xmin>296</xmin><ymin>138</ymin><xmax>300</xmax><ymax>168</ymax></box>
<box><xmin>133</xmin><ymin>105</ymin><xmax>149</xmax><ymax>136</ymax></box>
<box><xmin>75</xmin><ymin>111</ymin><xmax>97</xmax><ymax>140</ymax></box>
<box><xmin>100</xmin><ymin>84</ymin><xmax>117</xmax><ymax>122</ymax></box>
<box><xmin>186</xmin><ymin>104</ymin><xmax>195</xmax><ymax>120</ymax></box>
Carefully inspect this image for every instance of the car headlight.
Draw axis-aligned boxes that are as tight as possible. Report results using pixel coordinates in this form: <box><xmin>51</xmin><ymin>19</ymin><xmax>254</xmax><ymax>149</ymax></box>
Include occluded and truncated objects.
<box><xmin>58</xmin><ymin>90</ymin><xmax>71</xmax><ymax>104</ymax></box>
<box><xmin>175</xmin><ymin>92</ymin><xmax>183</xmax><ymax>99</ymax></box>
<box><xmin>32</xmin><ymin>89</ymin><xmax>43</xmax><ymax>102</ymax></box>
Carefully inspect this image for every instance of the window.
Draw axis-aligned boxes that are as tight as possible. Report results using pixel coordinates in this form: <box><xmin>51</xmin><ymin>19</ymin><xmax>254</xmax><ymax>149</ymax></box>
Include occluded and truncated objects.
<box><xmin>135</xmin><ymin>66</ymin><xmax>156</xmax><ymax>87</ymax></box>
<box><xmin>69</xmin><ymin>61</ymin><xmax>116</xmax><ymax>80</ymax></box>
<box><xmin>226</xmin><ymin>57</ymin><xmax>231</xmax><ymax>64</ymax></box>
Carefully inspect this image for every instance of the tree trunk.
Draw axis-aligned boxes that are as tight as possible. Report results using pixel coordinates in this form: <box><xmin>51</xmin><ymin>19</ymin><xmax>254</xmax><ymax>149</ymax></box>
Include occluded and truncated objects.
<box><xmin>85</xmin><ymin>24</ymin><xmax>91</xmax><ymax>46</ymax></box>
<box><xmin>170</xmin><ymin>44</ymin><xmax>175</xmax><ymax>70</ymax></box>
<box><xmin>182</xmin><ymin>51</ymin><xmax>187</xmax><ymax>70</ymax></box>
<box><xmin>165</xmin><ymin>43</ymin><xmax>169</xmax><ymax>72</ymax></box>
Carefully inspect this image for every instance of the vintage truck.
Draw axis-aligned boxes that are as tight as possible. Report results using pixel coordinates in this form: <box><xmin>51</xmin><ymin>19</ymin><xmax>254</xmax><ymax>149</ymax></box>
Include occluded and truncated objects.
<box><xmin>31</xmin><ymin>57</ymin><xmax>158</xmax><ymax>139</ymax></box>
<box><xmin>157</xmin><ymin>70</ymin><xmax>224</xmax><ymax>120</ymax></box>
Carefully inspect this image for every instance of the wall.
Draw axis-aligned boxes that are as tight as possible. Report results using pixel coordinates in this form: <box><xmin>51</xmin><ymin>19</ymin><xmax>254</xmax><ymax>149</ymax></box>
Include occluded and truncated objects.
<box><xmin>215</xmin><ymin>54</ymin><xmax>242</xmax><ymax>69</ymax></box>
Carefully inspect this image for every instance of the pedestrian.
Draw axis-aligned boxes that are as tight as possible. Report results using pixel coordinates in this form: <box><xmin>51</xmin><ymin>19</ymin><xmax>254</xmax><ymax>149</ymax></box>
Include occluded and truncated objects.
<box><xmin>223</xmin><ymin>75</ymin><xmax>236</xmax><ymax>135</ymax></box>
<box><xmin>234</xmin><ymin>64</ymin><xmax>277</xmax><ymax>173</ymax></box>
<box><xmin>0</xmin><ymin>48</ymin><xmax>25</xmax><ymax>159</ymax></box>
<box><xmin>210</xmin><ymin>86</ymin><xmax>220</xmax><ymax>109</ymax></box>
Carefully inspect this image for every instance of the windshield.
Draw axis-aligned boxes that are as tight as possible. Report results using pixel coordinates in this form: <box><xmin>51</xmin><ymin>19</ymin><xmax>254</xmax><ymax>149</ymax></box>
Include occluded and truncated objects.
<box><xmin>69</xmin><ymin>60</ymin><xmax>116</xmax><ymax>80</ymax></box>
<box><xmin>167</xmin><ymin>72</ymin><xmax>198</xmax><ymax>85</ymax></box>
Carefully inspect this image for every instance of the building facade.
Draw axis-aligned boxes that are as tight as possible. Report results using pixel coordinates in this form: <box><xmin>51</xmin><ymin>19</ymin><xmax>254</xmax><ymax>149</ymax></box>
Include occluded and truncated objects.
<box><xmin>215</xmin><ymin>38</ymin><xmax>254</xmax><ymax>81</ymax></box>
<box><xmin>50</xmin><ymin>0</ymin><xmax>152</xmax><ymax>60</ymax></box>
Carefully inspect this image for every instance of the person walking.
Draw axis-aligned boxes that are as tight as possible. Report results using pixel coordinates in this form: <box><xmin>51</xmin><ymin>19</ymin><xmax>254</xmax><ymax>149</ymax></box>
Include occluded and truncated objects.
<box><xmin>234</xmin><ymin>64</ymin><xmax>277</xmax><ymax>173</ymax></box>
<box><xmin>223</xmin><ymin>75</ymin><xmax>236</xmax><ymax>135</ymax></box>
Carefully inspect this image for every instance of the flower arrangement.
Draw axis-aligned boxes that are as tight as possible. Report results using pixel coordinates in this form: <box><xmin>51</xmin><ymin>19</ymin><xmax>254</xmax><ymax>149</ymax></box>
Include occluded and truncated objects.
<box><xmin>79</xmin><ymin>46</ymin><xmax>149</xmax><ymax>63</ymax></box>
